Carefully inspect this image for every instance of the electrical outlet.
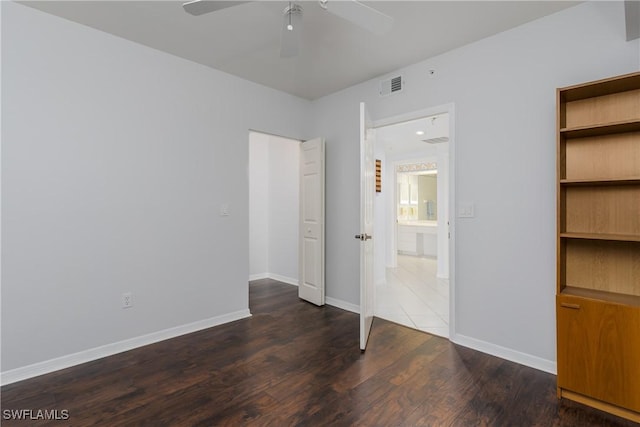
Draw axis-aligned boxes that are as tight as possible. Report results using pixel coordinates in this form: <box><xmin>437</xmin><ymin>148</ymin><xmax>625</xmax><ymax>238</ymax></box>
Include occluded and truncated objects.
<box><xmin>122</xmin><ymin>292</ymin><xmax>133</xmax><ymax>309</ymax></box>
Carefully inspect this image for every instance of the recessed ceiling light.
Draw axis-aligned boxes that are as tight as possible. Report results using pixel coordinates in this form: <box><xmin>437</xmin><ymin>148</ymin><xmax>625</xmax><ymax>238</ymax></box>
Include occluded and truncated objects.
<box><xmin>416</xmin><ymin>131</ymin><xmax>425</xmax><ymax>136</ymax></box>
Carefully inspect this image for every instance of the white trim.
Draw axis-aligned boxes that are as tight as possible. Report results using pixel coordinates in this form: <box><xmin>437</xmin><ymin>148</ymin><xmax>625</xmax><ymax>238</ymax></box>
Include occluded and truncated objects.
<box><xmin>326</xmin><ymin>297</ymin><xmax>360</xmax><ymax>314</ymax></box>
<box><xmin>268</xmin><ymin>273</ymin><xmax>299</xmax><ymax>287</ymax></box>
<box><xmin>448</xmin><ymin>103</ymin><xmax>457</xmax><ymax>338</ymax></box>
<box><xmin>260</xmin><ymin>280</ymin><xmax>359</xmax><ymax>314</ymax></box>
<box><xmin>450</xmin><ymin>333</ymin><xmax>557</xmax><ymax>375</ymax></box>
<box><xmin>249</xmin><ymin>273</ymin><xmax>299</xmax><ymax>286</ymax></box>
<box><xmin>0</xmin><ymin>309</ymin><xmax>251</xmax><ymax>386</ymax></box>
<box><xmin>373</xmin><ymin>104</ymin><xmax>455</xmax><ymax>129</ymax></box>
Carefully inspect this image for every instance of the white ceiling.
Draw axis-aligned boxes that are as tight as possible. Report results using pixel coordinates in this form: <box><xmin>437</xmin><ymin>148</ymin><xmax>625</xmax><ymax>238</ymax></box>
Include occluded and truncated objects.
<box><xmin>377</xmin><ymin>113</ymin><xmax>448</xmax><ymax>157</ymax></box>
<box><xmin>22</xmin><ymin>1</ymin><xmax>580</xmax><ymax>100</ymax></box>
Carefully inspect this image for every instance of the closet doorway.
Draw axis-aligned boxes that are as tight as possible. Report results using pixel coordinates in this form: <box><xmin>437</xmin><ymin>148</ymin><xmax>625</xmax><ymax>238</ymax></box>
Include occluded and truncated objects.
<box><xmin>248</xmin><ymin>131</ymin><xmax>301</xmax><ymax>287</ymax></box>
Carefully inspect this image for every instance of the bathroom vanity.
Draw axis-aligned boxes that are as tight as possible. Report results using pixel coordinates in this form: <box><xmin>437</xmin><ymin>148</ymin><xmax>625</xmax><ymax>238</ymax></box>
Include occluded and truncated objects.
<box><xmin>397</xmin><ymin>220</ymin><xmax>437</xmax><ymax>257</ymax></box>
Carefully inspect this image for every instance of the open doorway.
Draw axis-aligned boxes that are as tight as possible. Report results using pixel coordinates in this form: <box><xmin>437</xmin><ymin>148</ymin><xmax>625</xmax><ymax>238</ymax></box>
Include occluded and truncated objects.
<box><xmin>372</xmin><ymin>112</ymin><xmax>452</xmax><ymax>338</ymax></box>
<box><xmin>248</xmin><ymin>131</ymin><xmax>301</xmax><ymax>287</ymax></box>
<box><xmin>248</xmin><ymin>131</ymin><xmax>326</xmax><ymax>308</ymax></box>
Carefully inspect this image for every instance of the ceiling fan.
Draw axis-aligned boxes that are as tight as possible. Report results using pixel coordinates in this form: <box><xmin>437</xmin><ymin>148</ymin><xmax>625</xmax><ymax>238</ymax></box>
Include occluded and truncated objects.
<box><xmin>182</xmin><ymin>0</ymin><xmax>394</xmax><ymax>58</ymax></box>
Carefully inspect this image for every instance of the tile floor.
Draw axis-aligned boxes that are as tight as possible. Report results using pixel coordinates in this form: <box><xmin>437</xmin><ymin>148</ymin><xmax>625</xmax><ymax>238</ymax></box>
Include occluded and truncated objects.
<box><xmin>375</xmin><ymin>254</ymin><xmax>450</xmax><ymax>338</ymax></box>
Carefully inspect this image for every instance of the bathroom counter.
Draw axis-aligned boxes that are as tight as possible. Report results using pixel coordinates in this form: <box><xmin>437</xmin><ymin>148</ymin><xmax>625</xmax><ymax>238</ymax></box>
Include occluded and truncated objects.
<box><xmin>397</xmin><ymin>221</ymin><xmax>439</xmax><ymax>256</ymax></box>
<box><xmin>398</xmin><ymin>220</ymin><xmax>437</xmax><ymax>228</ymax></box>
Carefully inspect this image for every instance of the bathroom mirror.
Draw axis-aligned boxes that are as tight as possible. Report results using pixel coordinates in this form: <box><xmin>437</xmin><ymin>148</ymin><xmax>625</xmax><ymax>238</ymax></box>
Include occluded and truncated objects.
<box><xmin>397</xmin><ymin>171</ymin><xmax>437</xmax><ymax>221</ymax></box>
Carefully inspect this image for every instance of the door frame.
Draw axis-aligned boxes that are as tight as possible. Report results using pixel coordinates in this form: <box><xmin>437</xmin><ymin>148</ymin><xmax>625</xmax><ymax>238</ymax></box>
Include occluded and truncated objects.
<box><xmin>247</xmin><ymin>130</ymin><xmax>303</xmax><ymax>292</ymax></box>
<box><xmin>372</xmin><ymin>103</ymin><xmax>457</xmax><ymax>338</ymax></box>
<box><xmin>359</xmin><ymin>103</ymin><xmax>375</xmax><ymax>350</ymax></box>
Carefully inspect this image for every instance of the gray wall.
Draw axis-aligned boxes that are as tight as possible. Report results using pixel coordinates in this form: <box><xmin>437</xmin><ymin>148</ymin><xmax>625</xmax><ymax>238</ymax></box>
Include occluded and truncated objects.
<box><xmin>1</xmin><ymin>2</ymin><xmax>311</xmax><ymax>372</ymax></box>
<box><xmin>310</xmin><ymin>1</ymin><xmax>638</xmax><ymax>367</ymax></box>
<box><xmin>249</xmin><ymin>133</ymin><xmax>269</xmax><ymax>277</ymax></box>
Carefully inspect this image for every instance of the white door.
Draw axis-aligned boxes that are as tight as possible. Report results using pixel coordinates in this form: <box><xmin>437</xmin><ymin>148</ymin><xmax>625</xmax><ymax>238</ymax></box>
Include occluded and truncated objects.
<box><xmin>358</xmin><ymin>103</ymin><xmax>375</xmax><ymax>350</ymax></box>
<box><xmin>298</xmin><ymin>138</ymin><xmax>325</xmax><ymax>306</ymax></box>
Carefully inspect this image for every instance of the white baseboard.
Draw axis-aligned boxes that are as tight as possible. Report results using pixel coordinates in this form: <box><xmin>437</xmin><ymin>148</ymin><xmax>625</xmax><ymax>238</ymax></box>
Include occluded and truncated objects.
<box><xmin>252</xmin><ymin>276</ymin><xmax>357</xmax><ymax>315</ymax></box>
<box><xmin>450</xmin><ymin>333</ymin><xmax>557</xmax><ymax>375</ymax></box>
<box><xmin>268</xmin><ymin>273</ymin><xmax>298</xmax><ymax>286</ymax></box>
<box><xmin>1</xmin><ymin>309</ymin><xmax>251</xmax><ymax>386</ymax></box>
<box><xmin>252</xmin><ymin>276</ymin><xmax>357</xmax><ymax>314</ymax></box>
<box><xmin>250</xmin><ymin>273</ymin><xmax>298</xmax><ymax>286</ymax></box>
<box><xmin>326</xmin><ymin>297</ymin><xmax>360</xmax><ymax>314</ymax></box>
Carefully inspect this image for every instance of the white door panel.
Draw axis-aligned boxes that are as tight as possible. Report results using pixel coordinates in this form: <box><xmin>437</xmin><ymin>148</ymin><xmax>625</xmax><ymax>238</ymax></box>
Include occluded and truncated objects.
<box><xmin>299</xmin><ymin>138</ymin><xmax>325</xmax><ymax>306</ymax></box>
<box><xmin>359</xmin><ymin>103</ymin><xmax>375</xmax><ymax>350</ymax></box>
<box><xmin>303</xmin><ymin>175</ymin><xmax>320</xmax><ymax>219</ymax></box>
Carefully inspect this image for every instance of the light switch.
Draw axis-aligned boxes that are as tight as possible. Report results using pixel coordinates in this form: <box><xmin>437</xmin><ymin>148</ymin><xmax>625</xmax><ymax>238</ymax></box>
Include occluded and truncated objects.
<box><xmin>220</xmin><ymin>203</ymin><xmax>230</xmax><ymax>217</ymax></box>
<box><xmin>458</xmin><ymin>203</ymin><xmax>475</xmax><ymax>218</ymax></box>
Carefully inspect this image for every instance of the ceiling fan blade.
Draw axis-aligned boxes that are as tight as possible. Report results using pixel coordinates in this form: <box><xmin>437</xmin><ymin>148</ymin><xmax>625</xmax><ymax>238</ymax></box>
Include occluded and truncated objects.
<box><xmin>280</xmin><ymin>5</ymin><xmax>303</xmax><ymax>58</ymax></box>
<box><xmin>182</xmin><ymin>0</ymin><xmax>251</xmax><ymax>16</ymax></box>
<box><xmin>322</xmin><ymin>0</ymin><xmax>393</xmax><ymax>35</ymax></box>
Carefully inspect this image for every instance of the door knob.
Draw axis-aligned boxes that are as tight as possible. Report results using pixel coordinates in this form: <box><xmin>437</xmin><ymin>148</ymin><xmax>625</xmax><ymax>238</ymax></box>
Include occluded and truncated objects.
<box><xmin>354</xmin><ymin>233</ymin><xmax>372</xmax><ymax>241</ymax></box>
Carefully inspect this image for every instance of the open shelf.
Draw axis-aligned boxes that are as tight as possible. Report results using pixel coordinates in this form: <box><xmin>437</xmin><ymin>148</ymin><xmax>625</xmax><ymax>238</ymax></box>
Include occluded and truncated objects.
<box><xmin>560</xmin><ymin>119</ymin><xmax>640</xmax><ymax>138</ymax></box>
<box><xmin>560</xmin><ymin>177</ymin><xmax>640</xmax><ymax>186</ymax></box>
<box><xmin>562</xmin><ymin>132</ymin><xmax>640</xmax><ymax>181</ymax></box>
<box><xmin>561</xmin><ymin>72</ymin><xmax>640</xmax><ymax>102</ymax></box>
<box><xmin>560</xmin><ymin>286</ymin><xmax>640</xmax><ymax>307</ymax></box>
<box><xmin>562</xmin><ymin>185</ymin><xmax>640</xmax><ymax>236</ymax></box>
<box><xmin>560</xmin><ymin>232</ymin><xmax>640</xmax><ymax>242</ymax></box>
<box><xmin>563</xmin><ymin>239</ymin><xmax>640</xmax><ymax>297</ymax></box>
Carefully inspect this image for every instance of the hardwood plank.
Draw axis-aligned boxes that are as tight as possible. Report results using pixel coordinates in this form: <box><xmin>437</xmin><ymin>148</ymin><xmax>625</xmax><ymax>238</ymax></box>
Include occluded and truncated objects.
<box><xmin>1</xmin><ymin>280</ymin><xmax>638</xmax><ymax>426</ymax></box>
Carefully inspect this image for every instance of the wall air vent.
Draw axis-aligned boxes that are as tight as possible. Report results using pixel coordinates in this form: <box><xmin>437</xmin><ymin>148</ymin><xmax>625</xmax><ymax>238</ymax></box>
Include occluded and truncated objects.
<box><xmin>422</xmin><ymin>136</ymin><xmax>449</xmax><ymax>144</ymax></box>
<box><xmin>379</xmin><ymin>75</ymin><xmax>403</xmax><ymax>96</ymax></box>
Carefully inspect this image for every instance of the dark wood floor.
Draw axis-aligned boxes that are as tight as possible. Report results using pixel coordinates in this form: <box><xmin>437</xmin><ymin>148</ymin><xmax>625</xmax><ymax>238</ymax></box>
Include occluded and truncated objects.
<box><xmin>1</xmin><ymin>279</ymin><xmax>637</xmax><ymax>426</ymax></box>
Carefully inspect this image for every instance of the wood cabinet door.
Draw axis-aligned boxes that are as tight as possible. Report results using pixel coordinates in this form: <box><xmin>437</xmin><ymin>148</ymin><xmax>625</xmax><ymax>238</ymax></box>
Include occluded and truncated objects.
<box><xmin>557</xmin><ymin>295</ymin><xmax>640</xmax><ymax>412</ymax></box>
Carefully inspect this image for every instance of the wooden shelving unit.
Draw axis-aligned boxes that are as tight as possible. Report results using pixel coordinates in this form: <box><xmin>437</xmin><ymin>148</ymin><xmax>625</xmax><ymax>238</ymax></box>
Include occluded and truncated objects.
<box><xmin>560</xmin><ymin>177</ymin><xmax>640</xmax><ymax>186</ymax></box>
<box><xmin>556</xmin><ymin>71</ymin><xmax>640</xmax><ymax>423</ymax></box>
<box><xmin>560</xmin><ymin>118</ymin><xmax>640</xmax><ymax>138</ymax></box>
<box><xmin>560</xmin><ymin>232</ymin><xmax>640</xmax><ymax>242</ymax></box>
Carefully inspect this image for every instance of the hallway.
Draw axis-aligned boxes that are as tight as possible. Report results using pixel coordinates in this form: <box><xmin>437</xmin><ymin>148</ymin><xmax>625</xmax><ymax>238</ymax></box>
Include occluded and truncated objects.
<box><xmin>375</xmin><ymin>255</ymin><xmax>449</xmax><ymax>338</ymax></box>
